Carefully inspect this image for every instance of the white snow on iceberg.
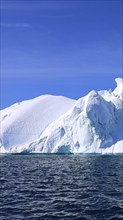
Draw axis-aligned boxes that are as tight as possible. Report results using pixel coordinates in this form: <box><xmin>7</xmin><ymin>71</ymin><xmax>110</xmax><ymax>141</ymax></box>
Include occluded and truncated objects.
<box><xmin>0</xmin><ymin>78</ymin><xmax>123</xmax><ymax>154</ymax></box>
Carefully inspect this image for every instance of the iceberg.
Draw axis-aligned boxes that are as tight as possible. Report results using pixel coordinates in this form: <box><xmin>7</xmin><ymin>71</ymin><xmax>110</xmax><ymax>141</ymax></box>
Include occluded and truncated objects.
<box><xmin>0</xmin><ymin>78</ymin><xmax>123</xmax><ymax>154</ymax></box>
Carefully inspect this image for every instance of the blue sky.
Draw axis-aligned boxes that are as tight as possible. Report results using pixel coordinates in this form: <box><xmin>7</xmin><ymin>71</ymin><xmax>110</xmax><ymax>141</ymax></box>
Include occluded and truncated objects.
<box><xmin>0</xmin><ymin>0</ymin><xmax>122</xmax><ymax>109</ymax></box>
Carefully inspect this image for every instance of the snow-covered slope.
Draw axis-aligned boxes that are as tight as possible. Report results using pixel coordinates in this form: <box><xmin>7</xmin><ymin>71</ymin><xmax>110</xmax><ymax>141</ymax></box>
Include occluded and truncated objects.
<box><xmin>0</xmin><ymin>95</ymin><xmax>75</xmax><ymax>153</ymax></box>
<box><xmin>0</xmin><ymin>78</ymin><xmax>123</xmax><ymax>154</ymax></box>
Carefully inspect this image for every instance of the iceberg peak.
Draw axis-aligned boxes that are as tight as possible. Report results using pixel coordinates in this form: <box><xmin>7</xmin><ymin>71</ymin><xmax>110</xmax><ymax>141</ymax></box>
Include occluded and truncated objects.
<box><xmin>115</xmin><ymin>77</ymin><xmax>123</xmax><ymax>86</ymax></box>
<box><xmin>113</xmin><ymin>77</ymin><xmax>123</xmax><ymax>99</ymax></box>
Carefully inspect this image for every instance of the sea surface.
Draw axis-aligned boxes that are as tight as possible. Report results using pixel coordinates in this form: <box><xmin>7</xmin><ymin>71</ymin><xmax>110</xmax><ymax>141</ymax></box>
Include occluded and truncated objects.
<box><xmin>0</xmin><ymin>154</ymin><xmax>123</xmax><ymax>220</ymax></box>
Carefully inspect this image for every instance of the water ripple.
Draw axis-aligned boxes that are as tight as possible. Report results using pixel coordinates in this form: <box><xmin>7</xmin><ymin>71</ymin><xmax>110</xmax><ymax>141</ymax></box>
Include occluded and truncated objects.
<box><xmin>0</xmin><ymin>154</ymin><xmax>123</xmax><ymax>219</ymax></box>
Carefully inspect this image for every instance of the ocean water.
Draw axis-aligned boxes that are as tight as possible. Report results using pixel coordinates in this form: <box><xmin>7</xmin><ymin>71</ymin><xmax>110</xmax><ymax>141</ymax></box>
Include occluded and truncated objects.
<box><xmin>0</xmin><ymin>154</ymin><xmax>123</xmax><ymax>220</ymax></box>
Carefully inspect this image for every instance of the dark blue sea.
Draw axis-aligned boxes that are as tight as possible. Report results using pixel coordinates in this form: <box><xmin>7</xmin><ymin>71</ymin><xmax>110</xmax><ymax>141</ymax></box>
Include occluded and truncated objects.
<box><xmin>0</xmin><ymin>154</ymin><xmax>123</xmax><ymax>220</ymax></box>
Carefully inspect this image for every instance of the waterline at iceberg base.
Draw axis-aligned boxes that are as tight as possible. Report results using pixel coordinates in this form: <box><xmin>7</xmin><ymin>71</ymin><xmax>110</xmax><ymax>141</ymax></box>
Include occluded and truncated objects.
<box><xmin>0</xmin><ymin>78</ymin><xmax>123</xmax><ymax>154</ymax></box>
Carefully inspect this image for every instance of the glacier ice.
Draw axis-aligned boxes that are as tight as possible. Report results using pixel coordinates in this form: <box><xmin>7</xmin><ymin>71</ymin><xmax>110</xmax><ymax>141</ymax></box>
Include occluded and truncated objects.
<box><xmin>0</xmin><ymin>78</ymin><xmax>123</xmax><ymax>154</ymax></box>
